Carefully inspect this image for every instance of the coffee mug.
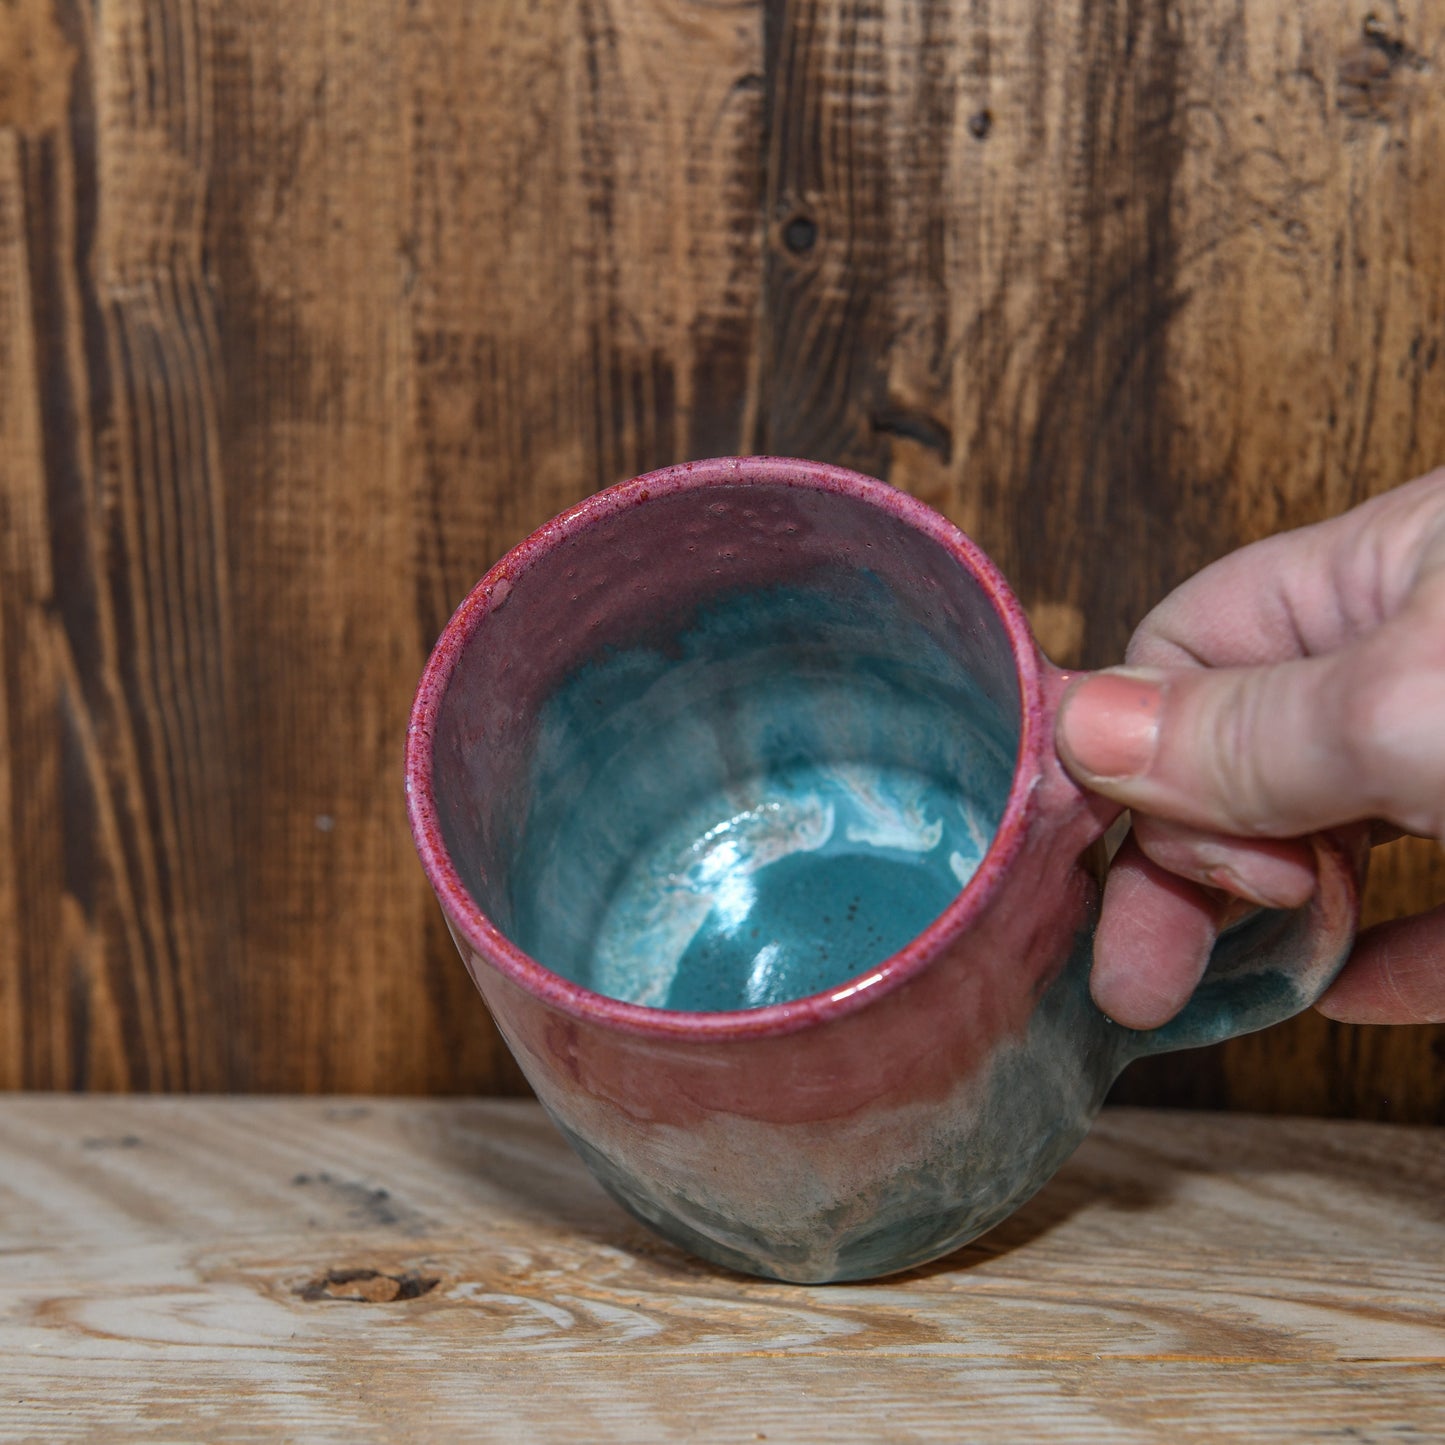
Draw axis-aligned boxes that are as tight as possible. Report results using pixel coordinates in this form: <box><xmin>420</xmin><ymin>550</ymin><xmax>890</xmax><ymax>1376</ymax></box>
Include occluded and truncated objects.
<box><xmin>406</xmin><ymin>456</ymin><xmax>1358</xmax><ymax>1283</ymax></box>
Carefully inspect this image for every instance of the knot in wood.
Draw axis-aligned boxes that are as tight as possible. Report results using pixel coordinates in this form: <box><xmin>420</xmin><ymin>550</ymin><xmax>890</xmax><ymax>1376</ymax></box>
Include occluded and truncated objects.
<box><xmin>297</xmin><ymin>1268</ymin><xmax>439</xmax><ymax>1304</ymax></box>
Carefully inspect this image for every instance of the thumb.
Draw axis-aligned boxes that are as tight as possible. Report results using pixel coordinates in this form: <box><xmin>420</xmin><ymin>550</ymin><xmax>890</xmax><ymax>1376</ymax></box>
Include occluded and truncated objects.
<box><xmin>1054</xmin><ymin>630</ymin><xmax>1445</xmax><ymax>840</ymax></box>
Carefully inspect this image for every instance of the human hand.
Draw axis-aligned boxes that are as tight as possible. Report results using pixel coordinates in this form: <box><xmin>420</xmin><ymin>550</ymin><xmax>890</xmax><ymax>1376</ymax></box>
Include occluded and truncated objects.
<box><xmin>1054</xmin><ymin>469</ymin><xmax>1445</xmax><ymax>1028</ymax></box>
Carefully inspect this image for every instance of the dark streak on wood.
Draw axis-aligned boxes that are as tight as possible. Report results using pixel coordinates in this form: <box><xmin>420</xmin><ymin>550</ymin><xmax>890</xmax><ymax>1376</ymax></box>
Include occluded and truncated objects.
<box><xmin>1013</xmin><ymin>0</ymin><xmax>1207</xmax><ymax>665</ymax></box>
<box><xmin>18</xmin><ymin>14</ymin><xmax>165</xmax><ymax>1090</ymax></box>
<box><xmin>871</xmin><ymin>406</ymin><xmax>953</xmax><ymax>462</ymax></box>
<box><xmin>686</xmin><ymin>71</ymin><xmax>767</xmax><ymax>459</ymax></box>
<box><xmin>755</xmin><ymin>0</ymin><xmax>893</xmax><ymax>473</ymax></box>
<box><xmin>23</xmin><ymin>134</ymin><xmax>94</xmax><ymax>691</ymax></box>
<box><xmin>579</xmin><ymin>0</ymin><xmax>679</xmax><ymax>490</ymax></box>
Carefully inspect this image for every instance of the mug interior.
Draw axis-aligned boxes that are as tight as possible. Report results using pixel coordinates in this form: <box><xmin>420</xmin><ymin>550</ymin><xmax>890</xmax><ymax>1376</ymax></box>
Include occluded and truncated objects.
<box><xmin>428</xmin><ymin>470</ymin><xmax>1023</xmax><ymax>1013</ymax></box>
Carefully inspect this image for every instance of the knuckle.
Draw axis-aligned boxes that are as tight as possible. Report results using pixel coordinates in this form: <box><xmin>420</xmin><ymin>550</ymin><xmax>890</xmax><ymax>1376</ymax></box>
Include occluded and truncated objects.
<box><xmin>1334</xmin><ymin>675</ymin><xmax>1390</xmax><ymax>785</ymax></box>
<box><xmin>1205</xmin><ymin>674</ymin><xmax>1278</xmax><ymax>835</ymax></box>
<box><xmin>1332</xmin><ymin>651</ymin><xmax>1445</xmax><ymax>831</ymax></box>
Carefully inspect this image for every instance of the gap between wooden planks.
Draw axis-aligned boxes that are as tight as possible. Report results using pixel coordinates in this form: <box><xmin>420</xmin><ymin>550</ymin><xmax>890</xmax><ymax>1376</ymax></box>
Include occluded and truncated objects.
<box><xmin>0</xmin><ymin>1098</ymin><xmax>1441</xmax><ymax>1442</ymax></box>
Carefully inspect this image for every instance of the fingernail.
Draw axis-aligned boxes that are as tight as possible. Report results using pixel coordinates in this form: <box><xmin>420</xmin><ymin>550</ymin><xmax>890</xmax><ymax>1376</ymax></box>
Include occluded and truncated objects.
<box><xmin>1198</xmin><ymin>850</ymin><xmax>1317</xmax><ymax>911</ymax></box>
<box><xmin>1058</xmin><ymin>669</ymin><xmax>1165</xmax><ymax>781</ymax></box>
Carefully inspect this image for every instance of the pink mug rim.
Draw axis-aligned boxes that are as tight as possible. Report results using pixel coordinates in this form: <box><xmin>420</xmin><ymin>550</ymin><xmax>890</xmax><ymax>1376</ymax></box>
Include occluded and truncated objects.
<box><xmin>405</xmin><ymin>456</ymin><xmax>1050</xmax><ymax>1040</ymax></box>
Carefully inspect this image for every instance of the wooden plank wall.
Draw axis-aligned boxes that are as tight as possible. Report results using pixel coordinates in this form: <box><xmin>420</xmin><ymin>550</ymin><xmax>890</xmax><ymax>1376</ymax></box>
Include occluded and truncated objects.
<box><xmin>0</xmin><ymin>0</ymin><xmax>1441</xmax><ymax>1117</ymax></box>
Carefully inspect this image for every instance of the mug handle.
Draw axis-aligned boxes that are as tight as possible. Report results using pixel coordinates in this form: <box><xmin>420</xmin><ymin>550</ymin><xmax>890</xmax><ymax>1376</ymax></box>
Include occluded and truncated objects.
<box><xmin>1123</xmin><ymin>829</ymin><xmax>1361</xmax><ymax>1055</ymax></box>
<box><xmin>1040</xmin><ymin>664</ymin><xmax>1362</xmax><ymax>1055</ymax></box>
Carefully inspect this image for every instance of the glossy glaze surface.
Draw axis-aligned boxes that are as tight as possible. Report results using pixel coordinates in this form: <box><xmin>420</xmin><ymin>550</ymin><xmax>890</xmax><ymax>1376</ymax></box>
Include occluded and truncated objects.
<box><xmin>511</xmin><ymin>579</ymin><xmax>1013</xmax><ymax>1012</ymax></box>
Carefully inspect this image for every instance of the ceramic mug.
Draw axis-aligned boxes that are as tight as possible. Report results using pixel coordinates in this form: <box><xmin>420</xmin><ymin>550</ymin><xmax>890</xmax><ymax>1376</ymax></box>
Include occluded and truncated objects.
<box><xmin>406</xmin><ymin>456</ymin><xmax>1358</xmax><ymax>1283</ymax></box>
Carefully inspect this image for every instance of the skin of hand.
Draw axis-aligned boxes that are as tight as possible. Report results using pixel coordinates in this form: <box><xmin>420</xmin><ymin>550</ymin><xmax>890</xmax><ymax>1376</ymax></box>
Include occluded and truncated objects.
<box><xmin>1054</xmin><ymin>468</ymin><xmax>1445</xmax><ymax>1029</ymax></box>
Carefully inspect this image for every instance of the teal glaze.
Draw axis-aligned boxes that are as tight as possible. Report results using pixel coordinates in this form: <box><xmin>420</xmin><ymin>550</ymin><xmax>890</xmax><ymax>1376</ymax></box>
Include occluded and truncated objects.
<box><xmin>549</xmin><ymin>926</ymin><xmax>1120</xmax><ymax>1283</ymax></box>
<box><xmin>540</xmin><ymin>910</ymin><xmax>1306</xmax><ymax>1283</ymax></box>
<box><xmin>509</xmin><ymin>574</ymin><xmax>1017</xmax><ymax>1012</ymax></box>
<box><xmin>1125</xmin><ymin>907</ymin><xmax>1306</xmax><ymax>1055</ymax></box>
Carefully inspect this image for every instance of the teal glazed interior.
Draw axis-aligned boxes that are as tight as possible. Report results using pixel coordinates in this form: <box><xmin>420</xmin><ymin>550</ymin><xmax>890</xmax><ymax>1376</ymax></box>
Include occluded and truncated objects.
<box><xmin>508</xmin><ymin>570</ymin><xmax>1020</xmax><ymax>1013</ymax></box>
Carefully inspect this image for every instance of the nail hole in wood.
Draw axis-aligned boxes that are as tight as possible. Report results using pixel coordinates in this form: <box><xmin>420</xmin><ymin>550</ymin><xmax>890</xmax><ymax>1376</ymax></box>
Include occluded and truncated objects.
<box><xmin>967</xmin><ymin>109</ymin><xmax>993</xmax><ymax>140</ymax></box>
<box><xmin>782</xmin><ymin>215</ymin><xmax>818</xmax><ymax>253</ymax></box>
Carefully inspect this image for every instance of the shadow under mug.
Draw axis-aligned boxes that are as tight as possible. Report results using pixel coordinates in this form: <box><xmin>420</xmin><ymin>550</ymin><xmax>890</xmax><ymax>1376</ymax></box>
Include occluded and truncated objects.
<box><xmin>406</xmin><ymin>456</ymin><xmax>1358</xmax><ymax>1284</ymax></box>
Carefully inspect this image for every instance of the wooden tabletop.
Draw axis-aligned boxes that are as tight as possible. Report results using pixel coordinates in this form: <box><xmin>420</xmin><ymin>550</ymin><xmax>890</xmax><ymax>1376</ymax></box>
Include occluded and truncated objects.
<box><xmin>1</xmin><ymin>1099</ymin><xmax>1441</xmax><ymax>1442</ymax></box>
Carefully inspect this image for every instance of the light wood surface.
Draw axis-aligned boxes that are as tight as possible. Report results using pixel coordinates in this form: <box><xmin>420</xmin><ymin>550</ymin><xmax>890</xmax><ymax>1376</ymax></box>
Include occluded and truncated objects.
<box><xmin>1</xmin><ymin>0</ymin><xmax>1443</xmax><ymax>1111</ymax></box>
<box><xmin>1</xmin><ymin>1098</ymin><xmax>1441</xmax><ymax>1441</ymax></box>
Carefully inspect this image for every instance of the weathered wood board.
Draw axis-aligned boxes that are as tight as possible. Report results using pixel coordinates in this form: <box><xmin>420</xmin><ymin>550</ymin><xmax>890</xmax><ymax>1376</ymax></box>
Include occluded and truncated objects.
<box><xmin>0</xmin><ymin>0</ymin><xmax>1441</xmax><ymax>1110</ymax></box>
<box><xmin>1</xmin><ymin>1098</ymin><xmax>1442</xmax><ymax>1441</ymax></box>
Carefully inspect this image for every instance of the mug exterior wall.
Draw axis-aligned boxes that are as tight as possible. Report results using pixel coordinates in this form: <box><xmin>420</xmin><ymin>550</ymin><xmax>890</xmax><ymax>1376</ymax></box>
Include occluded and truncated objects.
<box><xmin>446</xmin><ymin>794</ymin><xmax>1127</xmax><ymax>1283</ymax></box>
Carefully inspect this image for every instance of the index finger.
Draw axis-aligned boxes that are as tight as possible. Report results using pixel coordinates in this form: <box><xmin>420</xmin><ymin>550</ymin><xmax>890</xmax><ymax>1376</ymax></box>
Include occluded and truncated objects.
<box><xmin>1128</xmin><ymin>470</ymin><xmax>1445</xmax><ymax>671</ymax></box>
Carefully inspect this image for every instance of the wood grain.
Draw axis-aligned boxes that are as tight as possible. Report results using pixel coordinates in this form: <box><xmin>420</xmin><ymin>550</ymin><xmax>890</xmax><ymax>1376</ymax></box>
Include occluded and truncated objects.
<box><xmin>0</xmin><ymin>0</ymin><xmax>1442</xmax><ymax>1112</ymax></box>
<box><xmin>1</xmin><ymin>1098</ymin><xmax>1441</xmax><ymax>1442</ymax></box>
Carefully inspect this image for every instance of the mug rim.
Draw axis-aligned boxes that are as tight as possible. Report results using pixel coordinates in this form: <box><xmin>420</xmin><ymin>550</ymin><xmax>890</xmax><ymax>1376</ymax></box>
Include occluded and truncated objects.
<box><xmin>405</xmin><ymin>455</ymin><xmax>1047</xmax><ymax>1039</ymax></box>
